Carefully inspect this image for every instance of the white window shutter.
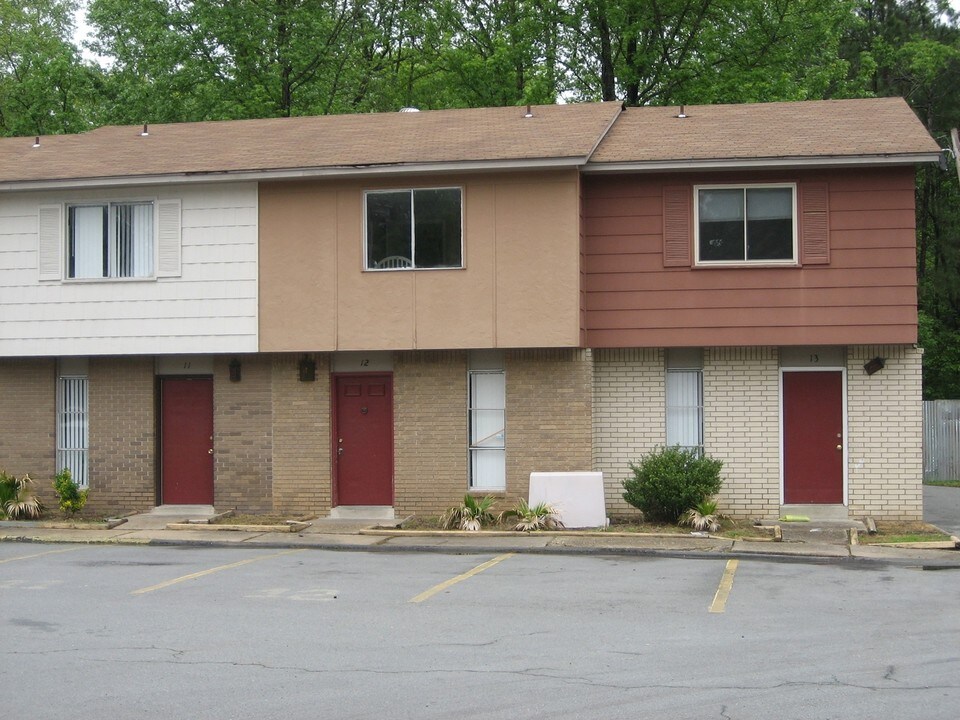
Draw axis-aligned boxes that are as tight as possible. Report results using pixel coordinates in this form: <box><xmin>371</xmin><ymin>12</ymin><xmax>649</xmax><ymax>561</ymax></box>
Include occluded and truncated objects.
<box><xmin>38</xmin><ymin>204</ymin><xmax>63</xmax><ymax>280</ymax></box>
<box><xmin>157</xmin><ymin>199</ymin><xmax>182</xmax><ymax>277</ymax></box>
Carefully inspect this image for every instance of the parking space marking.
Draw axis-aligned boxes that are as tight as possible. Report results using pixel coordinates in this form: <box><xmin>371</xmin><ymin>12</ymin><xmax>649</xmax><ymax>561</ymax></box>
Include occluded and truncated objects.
<box><xmin>409</xmin><ymin>553</ymin><xmax>515</xmax><ymax>603</ymax></box>
<box><xmin>0</xmin><ymin>547</ymin><xmax>81</xmax><ymax>565</ymax></box>
<box><xmin>131</xmin><ymin>548</ymin><xmax>307</xmax><ymax>595</ymax></box>
<box><xmin>709</xmin><ymin>559</ymin><xmax>739</xmax><ymax>613</ymax></box>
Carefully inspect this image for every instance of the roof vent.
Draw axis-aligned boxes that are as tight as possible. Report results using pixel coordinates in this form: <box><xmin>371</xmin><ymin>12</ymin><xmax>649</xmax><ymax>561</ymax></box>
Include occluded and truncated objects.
<box><xmin>140</xmin><ymin>123</ymin><xmax>149</xmax><ymax>136</ymax></box>
<box><xmin>32</xmin><ymin>136</ymin><xmax>40</xmax><ymax>148</ymax></box>
<box><xmin>399</xmin><ymin>107</ymin><xmax>420</xmax><ymax>113</ymax></box>
<box><xmin>676</xmin><ymin>105</ymin><xmax>687</xmax><ymax>119</ymax></box>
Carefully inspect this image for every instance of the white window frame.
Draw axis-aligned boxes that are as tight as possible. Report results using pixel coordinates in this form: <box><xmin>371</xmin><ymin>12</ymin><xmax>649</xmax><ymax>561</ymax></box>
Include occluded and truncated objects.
<box><xmin>66</xmin><ymin>200</ymin><xmax>156</xmax><ymax>280</ymax></box>
<box><xmin>694</xmin><ymin>183</ymin><xmax>798</xmax><ymax>266</ymax></box>
<box><xmin>665</xmin><ymin>349</ymin><xmax>704</xmax><ymax>455</ymax></box>
<box><xmin>363</xmin><ymin>187</ymin><xmax>464</xmax><ymax>271</ymax></box>
<box><xmin>56</xmin><ymin>370</ymin><xmax>89</xmax><ymax>489</ymax></box>
<box><xmin>468</xmin><ymin>364</ymin><xmax>506</xmax><ymax>491</ymax></box>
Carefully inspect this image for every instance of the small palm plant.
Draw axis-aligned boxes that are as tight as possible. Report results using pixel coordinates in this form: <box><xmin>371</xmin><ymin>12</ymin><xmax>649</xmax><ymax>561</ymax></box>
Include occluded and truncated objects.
<box><xmin>440</xmin><ymin>494</ymin><xmax>496</xmax><ymax>531</ymax></box>
<box><xmin>500</xmin><ymin>498</ymin><xmax>565</xmax><ymax>532</ymax></box>
<box><xmin>0</xmin><ymin>470</ymin><xmax>44</xmax><ymax>520</ymax></box>
<box><xmin>680</xmin><ymin>498</ymin><xmax>722</xmax><ymax>533</ymax></box>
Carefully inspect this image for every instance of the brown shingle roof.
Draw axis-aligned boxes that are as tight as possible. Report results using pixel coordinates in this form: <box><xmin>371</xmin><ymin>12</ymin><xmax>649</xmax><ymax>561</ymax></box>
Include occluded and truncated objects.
<box><xmin>0</xmin><ymin>103</ymin><xmax>622</xmax><ymax>184</ymax></box>
<box><xmin>588</xmin><ymin>97</ymin><xmax>941</xmax><ymax>166</ymax></box>
<box><xmin>0</xmin><ymin>98</ymin><xmax>940</xmax><ymax>186</ymax></box>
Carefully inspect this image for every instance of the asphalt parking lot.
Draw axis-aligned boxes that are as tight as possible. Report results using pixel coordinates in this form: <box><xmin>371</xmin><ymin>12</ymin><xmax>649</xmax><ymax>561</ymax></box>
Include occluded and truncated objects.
<box><xmin>3</xmin><ymin>542</ymin><xmax>958</xmax><ymax>719</ymax></box>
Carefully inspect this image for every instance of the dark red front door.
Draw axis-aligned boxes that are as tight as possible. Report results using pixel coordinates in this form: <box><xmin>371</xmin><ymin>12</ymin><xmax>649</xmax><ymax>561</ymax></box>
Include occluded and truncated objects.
<box><xmin>161</xmin><ymin>377</ymin><xmax>214</xmax><ymax>505</ymax></box>
<box><xmin>334</xmin><ymin>374</ymin><xmax>393</xmax><ymax>506</ymax></box>
<box><xmin>783</xmin><ymin>371</ymin><xmax>844</xmax><ymax>504</ymax></box>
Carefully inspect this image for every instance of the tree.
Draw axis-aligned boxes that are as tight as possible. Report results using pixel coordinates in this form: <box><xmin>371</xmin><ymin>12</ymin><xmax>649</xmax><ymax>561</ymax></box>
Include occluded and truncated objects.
<box><xmin>0</xmin><ymin>0</ymin><xmax>96</xmax><ymax>136</ymax></box>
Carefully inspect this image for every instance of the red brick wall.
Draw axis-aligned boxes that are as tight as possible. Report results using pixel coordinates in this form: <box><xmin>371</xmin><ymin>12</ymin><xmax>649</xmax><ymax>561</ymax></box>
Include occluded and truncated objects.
<box><xmin>0</xmin><ymin>358</ymin><xmax>56</xmax><ymax>508</ymax></box>
<box><xmin>213</xmin><ymin>354</ymin><xmax>273</xmax><ymax>513</ymax></box>
<box><xmin>87</xmin><ymin>357</ymin><xmax>156</xmax><ymax>514</ymax></box>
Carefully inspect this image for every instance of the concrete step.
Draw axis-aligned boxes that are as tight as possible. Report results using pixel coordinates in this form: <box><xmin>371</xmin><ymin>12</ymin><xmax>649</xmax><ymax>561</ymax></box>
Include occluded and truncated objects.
<box><xmin>780</xmin><ymin>504</ymin><xmax>853</xmax><ymax>523</ymax></box>
<box><xmin>328</xmin><ymin>505</ymin><xmax>395</xmax><ymax>521</ymax></box>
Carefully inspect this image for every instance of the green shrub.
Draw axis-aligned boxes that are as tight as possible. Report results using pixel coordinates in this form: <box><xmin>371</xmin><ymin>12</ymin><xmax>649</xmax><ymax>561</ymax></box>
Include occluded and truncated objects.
<box><xmin>52</xmin><ymin>468</ymin><xmax>87</xmax><ymax>517</ymax></box>
<box><xmin>623</xmin><ymin>447</ymin><xmax>723</xmax><ymax>523</ymax></box>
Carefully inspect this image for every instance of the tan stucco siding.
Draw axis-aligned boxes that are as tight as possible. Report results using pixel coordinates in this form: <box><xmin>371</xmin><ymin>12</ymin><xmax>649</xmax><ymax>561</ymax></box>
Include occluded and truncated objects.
<box><xmin>259</xmin><ymin>171</ymin><xmax>582</xmax><ymax>351</ymax></box>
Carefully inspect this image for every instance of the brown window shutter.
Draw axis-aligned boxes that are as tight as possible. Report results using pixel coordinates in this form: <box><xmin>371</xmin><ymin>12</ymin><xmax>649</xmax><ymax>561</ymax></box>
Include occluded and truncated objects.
<box><xmin>800</xmin><ymin>182</ymin><xmax>829</xmax><ymax>265</ymax></box>
<box><xmin>662</xmin><ymin>185</ymin><xmax>691</xmax><ymax>267</ymax></box>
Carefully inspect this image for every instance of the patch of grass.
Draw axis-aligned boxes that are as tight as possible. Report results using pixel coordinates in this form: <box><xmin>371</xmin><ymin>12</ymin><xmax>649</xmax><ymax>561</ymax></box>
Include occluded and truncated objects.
<box><xmin>924</xmin><ymin>479</ymin><xmax>960</xmax><ymax>488</ymax></box>
<box><xmin>859</xmin><ymin>522</ymin><xmax>953</xmax><ymax>544</ymax></box>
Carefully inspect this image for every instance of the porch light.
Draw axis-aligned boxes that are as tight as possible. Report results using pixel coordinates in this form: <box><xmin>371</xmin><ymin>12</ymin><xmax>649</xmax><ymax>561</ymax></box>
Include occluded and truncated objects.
<box><xmin>298</xmin><ymin>355</ymin><xmax>317</xmax><ymax>382</ymax></box>
<box><xmin>863</xmin><ymin>357</ymin><xmax>885</xmax><ymax>375</ymax></box>
<box><xmin>229</xmin><ymin>358</ymin><xmax>242</xmax><ymax>382</ymax></box>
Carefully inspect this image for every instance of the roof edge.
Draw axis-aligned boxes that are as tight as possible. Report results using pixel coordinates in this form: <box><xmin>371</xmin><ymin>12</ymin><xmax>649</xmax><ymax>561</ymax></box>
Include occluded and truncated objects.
<box><xmin>582</xmin><ymin>153</ymin><xmax>943</xmax><ymax>173</ymax></box>
<box><xmin>0</xmin><ymin>157</ymin><xmax>590</xmax><ymax>192</ymax></box>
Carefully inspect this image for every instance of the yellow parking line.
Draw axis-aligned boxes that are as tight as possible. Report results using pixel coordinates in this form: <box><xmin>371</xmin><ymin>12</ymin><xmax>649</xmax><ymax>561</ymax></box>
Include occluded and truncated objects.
<box><xmin>0</xmin><ymin>547</ymin><xmax>81</xmax><ymax>565</ymax></box>
<box><xmin>709</xmin><ymin>559</ymin><xmax>739</xmax><ymax>613</ymax></box>
<box><xmin>131</xmin><ymin>548</ymin><xmax>306</xmax><ymax>595</ymax></box>
<box><xmin>409</xmin><ymin>553</ymin><xmax>516</xmax><ymax>603</ymax></box>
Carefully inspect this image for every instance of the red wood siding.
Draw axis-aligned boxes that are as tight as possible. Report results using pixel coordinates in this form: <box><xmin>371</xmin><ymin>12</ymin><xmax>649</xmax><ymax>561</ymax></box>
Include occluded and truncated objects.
<box><xmin>583</xmin><ymin>168</ymin><xmax>918</xmax><ymax>348</ymax></box>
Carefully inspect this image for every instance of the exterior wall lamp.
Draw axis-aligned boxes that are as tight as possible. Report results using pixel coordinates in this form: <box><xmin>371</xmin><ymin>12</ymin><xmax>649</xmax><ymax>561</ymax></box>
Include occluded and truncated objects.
<box><xmin>298</xmin><ymin>355</ymin><xmax>317</xmax><ymax>382</ymax></box>
<box><xmin>229</xmin><ymin>358</ymin><xmax>242</xmax><ymax>382</ymax></box>
<box><xmin>863</xmin><ymin>357</ymin><xmax>885</xmax><ymax>375</ymax></box>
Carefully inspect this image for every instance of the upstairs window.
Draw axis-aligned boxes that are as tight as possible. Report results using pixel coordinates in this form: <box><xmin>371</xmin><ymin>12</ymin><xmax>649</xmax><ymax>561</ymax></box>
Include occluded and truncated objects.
<box><xmin>365</xmin><ymin>188</ymin><xmax>462</xmax><ymax>270</ymax></box>
<box><xmin>68</xmin><ymin>202</ymin><xmax>154</xmax><ymax>279</ymax></box>
<box><xmin>696</xmin><ymin>185</ymin><xmax>795</xmax><ymax>264</ymax></box>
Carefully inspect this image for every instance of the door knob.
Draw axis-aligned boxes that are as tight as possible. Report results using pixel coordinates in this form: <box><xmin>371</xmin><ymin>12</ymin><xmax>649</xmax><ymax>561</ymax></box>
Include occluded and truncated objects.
<box><xmin>208</xmin><ymin>448</ymin><xmax>214</xmax><ymax>455</ymax></box>
<box><xmin>836</xmin><ymin>445</ymin><xmax>842</xmax><ymax>451</ymax></box>
<box><xmin>338</xmin><ymin>447</ymin><xmax>344</xmax><ymax>456</ymax></box>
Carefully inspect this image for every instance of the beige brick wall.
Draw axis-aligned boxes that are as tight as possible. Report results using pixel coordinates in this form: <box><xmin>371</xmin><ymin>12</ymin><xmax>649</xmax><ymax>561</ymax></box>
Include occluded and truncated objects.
<box><xmin>847</xmin><ymin>344</ymin><xmax>923</xmax><ymax>520</ymax></box>
<box><xmin>271</xmin><ymin>353</ymin><xmax>331</xmax><ymax>516</ymax></box>
<box><xmin>506</xmin><ymin>349</ymin><xmax>594</xmax><ymax>504</ymax></box>
<box><xmin>213</xmin><ymin>354</ymin><xmax>273</xmax><ymax>513</ymax></box>
<box><xmin>393</xmin><ymin>351</ymin><xmax>468</xmax><ymax>517</ymax></box>
<box><xmin>87</xmin><ymin>357</ymin><xmax>156</xmax><ymax>515</ymax></box>
<box><xmin>592</xmin><ymin>348</ymin><xmax>664</xmax><ymax>515</ymax></box>
<box><xmin>0</xmin><ymin>358</ymin><xmax>57</xmax><ymax>509</ymax></box>
<box><xmin>704</xmin><ymin>347</ymin><xmax>780</xmax><ymax>520</ymax></box>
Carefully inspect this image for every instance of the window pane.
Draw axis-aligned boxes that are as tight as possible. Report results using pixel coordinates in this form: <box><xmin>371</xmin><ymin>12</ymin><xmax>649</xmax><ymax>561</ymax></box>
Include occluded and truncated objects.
<box><xmin>469</xmin><ymin>369</ymin><xmax>505</xmax><ymax>489</ymax></box>
<box><xmin>366</xmin><ymin>192</ymin><xmax>412</xmax><ymax>268</ymax></box>
<box><xmin>413</xmin><ymin>188</ymin><xmax>461</xmax><ymax>268</ymax></box>
<box><xmin>69</xmin><ymin>205</ymin><xmax>106</xmax><ymax>278</ymax></box>
<box><xmin>698</xmin><ymin>189</ymin><xmax>744</xmax><ymax>261</ymax></box>
<box><xmin>471</xmin><ymin>448</ymin><xmax>505</xmax><ymax>489</ymax></box>
<box><xmin>111</xmin><ymin>203</ymin><xmax>154</xmax><ymax>277</ymax></box>
<box><xmin>666</xmin><ymin>370</ymin><xmax>702</xmax><ymax>451</ymax></box>
<box><xmin>746</xmin><ymin>188</ymin><xmax>793</xmax><ymax>260</ymax></box>
<box><xmin>57</xmin><ymin>376</ymin><xmax>89</xmax><ymax>488</ymax></box>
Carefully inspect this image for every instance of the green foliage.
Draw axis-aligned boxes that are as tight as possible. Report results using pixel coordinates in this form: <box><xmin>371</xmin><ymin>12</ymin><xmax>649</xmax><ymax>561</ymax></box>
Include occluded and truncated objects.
<box><xmin>623</xmin><ymin>447</ymin><xmax>723</xmax><ymax>523</ymax></box>
<box><xmin>680</xmin><ymin>498</ymin><xmax>722</xmax><ymax>533</ymax></box>
<box><xmin>0</xmin><ymin>470</ymin><xmax>44</xmax><ymax>520</ymax></box>
<box><xmin>52</xmin><ymin>468</ymin><xmax>87</xmax><ymax>517</ymax></box>
<box><xmin>440</xmin><ymin>494</ymin><xmax>496</xmax><ymax>531</ymax></box>
<box><xmin>499</xmin><ymin>498</ymin><xmax>565</xmax><ymax>532</ymax></box>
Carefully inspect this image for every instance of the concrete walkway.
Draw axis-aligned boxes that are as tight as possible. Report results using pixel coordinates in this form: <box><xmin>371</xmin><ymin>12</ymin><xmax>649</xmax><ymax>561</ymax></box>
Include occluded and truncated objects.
<box><xmin>925</xmin><ymin>484</ymin><xmax>960</xmax><ymax>537</ymax></box>
<box><xmin>1</xmin><ymin>511</ymin><xmax>957</xmax><ymax>567</ymax></box>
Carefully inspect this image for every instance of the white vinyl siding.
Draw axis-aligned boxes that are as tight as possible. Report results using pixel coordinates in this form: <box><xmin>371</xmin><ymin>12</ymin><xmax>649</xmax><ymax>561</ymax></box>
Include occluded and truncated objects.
<box><xmin>469</xmin><ymin>369</ymin><xmax>506</xmax><ymax>490</ymax></box>
<box><xmin>0</xmin><ymin>183</ymin><xmax>258</xmax><ymax>356</ymax></box>
<box><xmin>57</xmin><ymin>374</ymin><xmax>89</xmax><ymax>488</ymax></box>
